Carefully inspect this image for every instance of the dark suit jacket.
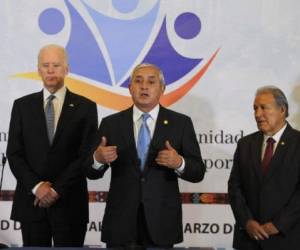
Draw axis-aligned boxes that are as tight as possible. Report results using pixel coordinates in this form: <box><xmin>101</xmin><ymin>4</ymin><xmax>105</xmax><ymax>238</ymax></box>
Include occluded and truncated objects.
<box><xmin>7</xmin><ymin>89</ymin><xmax>98</xmax><ymax>225</ymax></box>
<box><xmin>228</xmin><ymin>123</ymin><xmax>300</xmax><ymax>250</ymax></box>
<box><xmin>87</xmin><ymin>106</ymin><xmax>206</xmax><ymax>245</ymax></box>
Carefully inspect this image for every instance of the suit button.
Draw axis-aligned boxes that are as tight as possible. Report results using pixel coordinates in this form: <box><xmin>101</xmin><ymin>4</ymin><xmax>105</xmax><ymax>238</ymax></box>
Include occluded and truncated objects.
<box><xmin>141</xmin><ymin>178</ymin><xmax>145</xmax><ymax>182</ymax></box>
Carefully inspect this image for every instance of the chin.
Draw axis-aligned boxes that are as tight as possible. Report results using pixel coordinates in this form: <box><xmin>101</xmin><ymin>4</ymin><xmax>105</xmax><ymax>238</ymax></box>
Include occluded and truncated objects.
<box><xmin>258</xmin><ymin>125</ymin><xmax>267</xmax><ymax>133</ymax></box>
<box><xmin>260</xmin><ymin>129</ymin><xmax>272</xmax><ymax>135</ymax></box>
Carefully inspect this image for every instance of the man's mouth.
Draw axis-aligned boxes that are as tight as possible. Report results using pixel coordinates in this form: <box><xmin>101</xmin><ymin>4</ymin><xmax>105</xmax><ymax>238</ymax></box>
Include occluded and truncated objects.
<box><xmin>46</xmin><ymin>77</ymin><xmax>57</xmax><ymax>81</ymax></box>
<box><xmin>257</xmin><ymin>120</ymin><xmax>266</xmax><ymax>125</ymax></box>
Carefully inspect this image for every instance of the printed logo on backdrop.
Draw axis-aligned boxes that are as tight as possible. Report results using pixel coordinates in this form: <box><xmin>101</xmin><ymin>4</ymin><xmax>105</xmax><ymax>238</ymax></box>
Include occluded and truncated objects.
<box><xmin>15</xmin><ymin>0</ymin><xmax>219</xmax><ymax>110</ymax></box>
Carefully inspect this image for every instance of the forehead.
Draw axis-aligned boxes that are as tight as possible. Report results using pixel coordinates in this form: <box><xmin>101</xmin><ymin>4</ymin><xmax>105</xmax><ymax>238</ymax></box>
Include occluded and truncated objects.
<box><xmin>39</xmin><ymin>48</ymin><xmax>65</xmax><ymax>63</ymax></box>
<box><xmin>254</xmin><ymin>92</ymin><xmax>276</xmax><ymax>105</ymax></box>
<box><xmin>133</xmin><ymin>66</ymin><xmax>160</xmax><ymax>79</ymax></box>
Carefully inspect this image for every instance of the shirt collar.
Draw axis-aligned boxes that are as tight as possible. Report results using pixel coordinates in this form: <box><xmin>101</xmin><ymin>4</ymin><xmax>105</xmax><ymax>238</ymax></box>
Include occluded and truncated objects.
<box><xmin>263</xmin><ymin>122</ymin><xmax>287</xmax><ymax>143</ymax></box>
<box><xmin>133</xmin><ymin>104</ymin><xmax>160</xmax><ymax>123</ymax></box>
<box><xmin>43</xmin><ymin>86</ymin><xmax>66</xmax><ymax>103</ymax></box>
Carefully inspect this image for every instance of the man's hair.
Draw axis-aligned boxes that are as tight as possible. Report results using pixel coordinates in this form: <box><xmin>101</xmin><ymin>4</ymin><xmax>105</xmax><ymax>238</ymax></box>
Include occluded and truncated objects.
<box><xmin>256</xmin><ymin>85</ymin><xmax>289</xmax><ymax>117</ymax></box>
<box><xmin>130</xmin><ymin>63</ymin><xmax>165</xmax><ymax>85</ymax></box>
<box><xmin>38</xmin><ymin>44</ymin><xmax>68</xmax><ymax>66</ymax></box>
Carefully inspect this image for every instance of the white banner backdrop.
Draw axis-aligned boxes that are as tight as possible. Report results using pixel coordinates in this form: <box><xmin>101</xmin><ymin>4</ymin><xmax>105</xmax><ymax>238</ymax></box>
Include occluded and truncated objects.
<box><xmin>1</xmin><ymin>0</ymin><xmax>300</xmax><ymax>248</ymax></box>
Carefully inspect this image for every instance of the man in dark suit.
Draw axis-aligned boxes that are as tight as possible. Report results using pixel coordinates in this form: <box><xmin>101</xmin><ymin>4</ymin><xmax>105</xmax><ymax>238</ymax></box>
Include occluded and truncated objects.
<box><xmin>87</xmin><ymin>63</ymin><xmax>206</xmax><ymax>248</ymax></box>
<box><xmin>228</xmin><ymin>86</ymin><xmax>300</xmax><ymax>250</ymax></box>
<box><xmin>6</xmin><ymin>44</ymin><xmax>98</xmax><ymax>246</ymax></box>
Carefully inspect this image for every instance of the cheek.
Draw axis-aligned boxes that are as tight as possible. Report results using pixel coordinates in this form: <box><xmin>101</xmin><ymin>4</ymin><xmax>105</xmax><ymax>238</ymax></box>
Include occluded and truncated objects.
<box><xmin>60</xmin><ymin>71</ymin><xmax>67</xmax><ymax>77</ymax></box>
<box><xmin>265</xmin><ymin>116</ymin><xmax>275</xmax><ymax>125</ymax></box>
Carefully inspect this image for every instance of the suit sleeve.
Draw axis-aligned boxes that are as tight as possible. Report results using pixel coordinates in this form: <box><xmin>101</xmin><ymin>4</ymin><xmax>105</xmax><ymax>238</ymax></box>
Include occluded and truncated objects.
<box><xmin>272</xmin><ymin>165</ymin><xmax>300</xmax><ymax>234</ymax></box>
<box><xmin>228</xmin><ymin>141</ymin><xmax>253</xmax><ymax>228</ymax></box>
<box><xmin>6</xmin><ymin>101</ymin><xmax>40</xmax><ymax>193</ymax></box>
<box><xmin>85</xmin><ymin>116</ymin><xmax>110</xmax><ymax>180</ymax></box>
<box><xmin>52</xmin><ymin>100</ymin><xmax>98</xmax><ymax>197</ymax></box>
<box><xmin>177</xmin><ymin>117</ymin><xmax>206</xmax><ymax>183</ymax></box>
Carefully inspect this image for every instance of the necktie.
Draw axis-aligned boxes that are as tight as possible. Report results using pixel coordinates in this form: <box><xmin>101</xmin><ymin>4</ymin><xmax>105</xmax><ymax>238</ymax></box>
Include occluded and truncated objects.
<box><xmin>137</xmin><ymin>113</ymin><xmax>151</xmax><ymax>170</ymax></box>
<box><xmin>262</xmin><ymin>137</ymin><xmax>275</xmax><ymax>175</ymax></box>
<box><xmin>45</xmin><ymin>95</ymin><xmax>55</xmax><ymax>144</ymax></box>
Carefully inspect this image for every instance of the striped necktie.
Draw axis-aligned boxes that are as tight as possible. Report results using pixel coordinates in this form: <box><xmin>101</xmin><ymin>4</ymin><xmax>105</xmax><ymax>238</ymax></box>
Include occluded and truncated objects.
<box><xmin>45</xmin><ymin>95</ymin><xmax>55</xmax><ymax>144</ymax></box>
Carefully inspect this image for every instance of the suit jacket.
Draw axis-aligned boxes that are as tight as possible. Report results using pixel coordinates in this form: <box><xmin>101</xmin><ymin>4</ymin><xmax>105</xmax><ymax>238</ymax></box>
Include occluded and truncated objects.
<box><xmin>87</xmin><ymin>106</ymin><xmax>206</xmax><ymax>245</ymax></box>
<box><xmin>7</xmin><ymin>89</ymin><xmax>98</xmax><ymax>225</ymax></box>
<box><xmin>228</xmin><ymin>123</ymin><xmax>300</xmax><ymax>250</ymax></box>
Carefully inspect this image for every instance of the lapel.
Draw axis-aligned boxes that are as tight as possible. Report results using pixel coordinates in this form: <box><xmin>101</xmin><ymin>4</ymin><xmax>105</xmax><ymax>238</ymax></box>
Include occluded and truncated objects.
<box><xmin>119</xmin><ymin>107</ymin><xmax>136</xmax><ymax>152</ymax></box>
<box><xmin>31</xmin><ymin>91</ymin><xmax>50</xmax><ymax>145</ymax></box>
<box><xmin>144</xmin><ymin>106</ymin><xmax>170</xmax><ymax>173</ymax></box>
<box><xmin>251</xmin><ymin>132</ymin><xmax>264</xmax><ymax>183</ymax></box>
<box><xmin>52</xmin><ymin>89</ymin><xmax>78</xmax><ymax>146</ymax></box>
<box><xmin>118</xmin><ymin>107</ymin><xmax>141</xmax><ymax>173</ymax></box>
<box><xmin>263</xmin><ymin>124</ymin><xmax>293</xmax><ymax>183</ymax></box>
<box><xmin>150</xmin><ymin>106</ymin><xmax>170</xmax><ymax>151</ymax></box>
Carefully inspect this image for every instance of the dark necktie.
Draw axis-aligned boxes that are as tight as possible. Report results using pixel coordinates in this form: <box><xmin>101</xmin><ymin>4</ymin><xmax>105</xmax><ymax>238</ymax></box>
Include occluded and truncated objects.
<box><xmin>137</xmin><ymin>113</ymin><xmax>151</xmax><ymax>170</ymax></box>
<box><xmin>45</xmin><ymin>95</ymin><xmax>55</xmax><ymax>144</ymax></box>
<box><xmin>262</xmin><ymin>137</ymin><xmax>275</xmax><ymax>175</ymax></box>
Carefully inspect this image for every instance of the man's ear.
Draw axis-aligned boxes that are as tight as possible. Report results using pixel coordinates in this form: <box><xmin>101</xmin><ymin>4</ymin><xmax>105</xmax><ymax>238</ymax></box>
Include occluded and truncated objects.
<box><xmin>38</xmin><ymin>65</ymin><xmax>41</xmax><ymax>77</ymax></box>
<box><xmin>65</xmin><ymin>65</ymin><xmax>69</xmax><ymax>75</ymax></box>
<box><xmin>280</xmin><ymin>106</ymin><xmax>286</xmax><ymax>116</ymax></box>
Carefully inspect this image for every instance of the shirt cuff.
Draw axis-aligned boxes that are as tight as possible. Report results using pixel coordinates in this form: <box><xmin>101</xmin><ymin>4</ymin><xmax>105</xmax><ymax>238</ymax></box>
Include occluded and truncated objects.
<box><xmin>93</xmin><ymin>153</ymin><xmax>105</xmax><ymax>170</ymax></box>
<box><xmin>175</xmin><ymin>157</ymin><xmax>185</xmax><ymax>175</ymax></box>
<box><xmin>32</xmin><ymin>181</ymin><xmax>44</xmax><ymax>195</ymax></box>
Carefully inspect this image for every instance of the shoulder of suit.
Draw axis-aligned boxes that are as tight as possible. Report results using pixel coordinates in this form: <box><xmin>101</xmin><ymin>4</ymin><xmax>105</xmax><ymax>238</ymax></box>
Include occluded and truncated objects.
<box><xmin>14</xmin><ymin>91</ymin><xmax>42</xmax><ymax>104</ymax></box>
<box><xmin>159</xmin><ymin>106</ymin><xmax>190</xmax><ymax>120</ymax></box>
<box><xmin>102</xmin><ymin>107</ymin><xmax>131</xmax><ymax>122</ymax></box>
<box><xmin>284</xmin><ymin>123</ymin><xmax>300</xmax><ymax>139</ymax></box>
<box><xmin>237</xmin><ymin>130</ymin><xmax>261</xmax><ymax>144</ymax></box>
<box><xmin>67</xmin><ymin>90</ymin><xmax>96</xmax><ymax>106</ymax></box>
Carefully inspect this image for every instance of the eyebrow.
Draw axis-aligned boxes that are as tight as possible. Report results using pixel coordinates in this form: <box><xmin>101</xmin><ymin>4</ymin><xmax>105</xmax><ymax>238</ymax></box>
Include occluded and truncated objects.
<box><xmin>135</xmin><ymin>75</ymin><xmax>156</xmax><ymax>79</ymax></box>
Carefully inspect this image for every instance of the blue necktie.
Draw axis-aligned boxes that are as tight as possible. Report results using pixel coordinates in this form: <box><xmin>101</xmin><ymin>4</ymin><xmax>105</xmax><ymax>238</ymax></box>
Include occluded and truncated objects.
<box><xmin>45</xmin><ymin>95</ymin><xmax>55</xmax><ymax>144</ymax></box>
<box><xmin>137</xmin><ymin>113</ymin><xmax>151</xmax><ymax>170</ymax></box>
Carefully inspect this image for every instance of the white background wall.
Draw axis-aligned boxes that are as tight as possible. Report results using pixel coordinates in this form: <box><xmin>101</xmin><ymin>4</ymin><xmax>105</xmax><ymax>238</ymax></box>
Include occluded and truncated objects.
<box><xmin>1</xmin><ymin>0</ymin><xmax>300</xmax><ymax>248</ymax></box>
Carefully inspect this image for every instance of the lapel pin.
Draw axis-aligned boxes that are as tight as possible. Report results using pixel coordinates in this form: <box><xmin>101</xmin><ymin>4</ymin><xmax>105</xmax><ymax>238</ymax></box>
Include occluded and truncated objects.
<box><xmin>69</xmin><ymin>103</ymin><xmax>74</xmax><ymax>107</ymax></box>
<box><xmin>163</xmin><ymin>120</ymin><xmax>168</xmax><ymax>125</ymax></box>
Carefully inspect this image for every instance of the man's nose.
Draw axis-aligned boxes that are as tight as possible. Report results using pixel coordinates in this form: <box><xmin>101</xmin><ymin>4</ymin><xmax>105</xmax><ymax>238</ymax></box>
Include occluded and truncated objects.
<box><xmin>47</xmin><ymin>66</ymin><xmax>54</xmax><ymax>73</ymax></box>
<box><xmin>255</xmin><ymin>108</ymin><xmax>262</xmax><ymax>118</ymax></box>
<box><xmin>140</xmin><ymin>82</ymin><xmax>148</xmax><ymax>89</ymax></box>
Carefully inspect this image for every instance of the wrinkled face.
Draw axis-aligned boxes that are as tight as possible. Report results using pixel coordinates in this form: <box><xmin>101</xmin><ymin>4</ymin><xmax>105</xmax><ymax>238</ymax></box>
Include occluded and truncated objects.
<box><xmin>254</xmin><ymin>93</ymin><xmax>286</xmax><ymax>135</ymax></box>
<box><xmin>38</xmin><ymin>47</ymin><xmax>68</xmax><ymax>93</ymax></box>
<box><xmin>129</xmin><ymin>66</ymin><xmax>165</xmax><ymax>112</ymax></box>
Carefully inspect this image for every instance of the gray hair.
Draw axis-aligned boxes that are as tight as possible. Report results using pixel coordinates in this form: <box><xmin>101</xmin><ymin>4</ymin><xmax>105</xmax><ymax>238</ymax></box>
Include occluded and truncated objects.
<box><xmin>256</xmin><ymin>85</ymin><xmax>289</xmax><ymax>117</ymax></box>
<box><xmin>130</xmin><ymin>63</ymin><xmax>165</xmax><ymax>85</ymax></box>
<box><xmin>38</xmin><ymin>44</ymin><xmax>68</xmax><ymax>66</ymax></box>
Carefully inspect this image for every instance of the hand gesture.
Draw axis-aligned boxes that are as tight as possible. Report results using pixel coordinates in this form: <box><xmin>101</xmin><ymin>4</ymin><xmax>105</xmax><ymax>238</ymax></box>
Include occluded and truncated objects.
<box><xmin>94</xmin><ymin>136</ymin><xmax>117</xmax><ymax>164</ymax></box>
<box><xmin>262</xmin><ymin>222</ymin><xmax>279</xmax><ymax>236</ymax></box>
<box><xmin>246</xmin><ymin>219</ymin><xmax>269</xmax><ymax>241</ymax></box>
<box><xmin>34</xmin><ymin>182</ymin><xmax>59</xmax><ymax>208</ymax></box>
<box><xmin>155</xmin><ymin>140</ymin><xmax>182</xmax><ymax>169</ymax></box>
